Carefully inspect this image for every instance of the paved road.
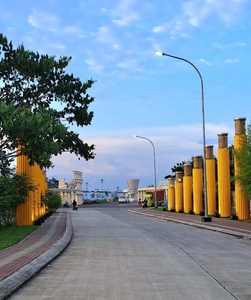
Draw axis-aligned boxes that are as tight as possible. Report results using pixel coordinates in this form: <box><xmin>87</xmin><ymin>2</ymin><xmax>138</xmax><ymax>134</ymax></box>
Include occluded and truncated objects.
<box><xmin>10</xmin><ymin>203</ymin><xmax>251</xmax><ymax>300</ymax></box>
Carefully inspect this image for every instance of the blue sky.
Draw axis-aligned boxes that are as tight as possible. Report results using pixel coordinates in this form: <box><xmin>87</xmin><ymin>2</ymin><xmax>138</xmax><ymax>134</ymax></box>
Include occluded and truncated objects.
<box><xmin>1</xmin><ymin>0</ymin><xmax>251</xmax><ymax>191</ymax></box>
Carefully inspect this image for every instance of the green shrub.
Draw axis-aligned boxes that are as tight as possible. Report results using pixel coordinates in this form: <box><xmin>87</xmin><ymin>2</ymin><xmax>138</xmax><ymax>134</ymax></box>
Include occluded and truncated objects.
<box><xmin>41</xmin><ymin>190</ymin><xmax>62</xmax><ymax>212</ymax></box>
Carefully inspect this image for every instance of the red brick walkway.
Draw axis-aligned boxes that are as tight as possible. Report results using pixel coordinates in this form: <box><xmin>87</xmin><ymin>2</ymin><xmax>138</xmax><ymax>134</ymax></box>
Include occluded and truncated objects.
<box><xmin>0</xmin><ymin>212</ymin><xmax>67</xmax><ymax>281</ymax></box>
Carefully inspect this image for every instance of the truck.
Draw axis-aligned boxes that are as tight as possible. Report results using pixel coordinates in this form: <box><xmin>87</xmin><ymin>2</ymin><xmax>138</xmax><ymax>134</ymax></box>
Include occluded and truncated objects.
<box><xmin>142</xmin><ymin>189</ymin><xmax>165</xmax><ymax>207</ymax></box>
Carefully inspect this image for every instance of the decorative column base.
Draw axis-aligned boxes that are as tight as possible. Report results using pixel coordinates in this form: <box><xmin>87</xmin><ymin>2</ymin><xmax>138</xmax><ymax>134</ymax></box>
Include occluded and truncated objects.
<box><xmin>201</xmin><ymin>216</ymin><xmax>212</xmax><ymax>222</ymax></box>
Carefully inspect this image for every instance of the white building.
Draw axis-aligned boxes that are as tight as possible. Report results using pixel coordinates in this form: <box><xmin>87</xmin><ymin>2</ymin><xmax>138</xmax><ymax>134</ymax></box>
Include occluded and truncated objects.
<box><xmin>57</xmin><ymin>170</ymin><xmax>83</xmax><ymax>205</ymax></box>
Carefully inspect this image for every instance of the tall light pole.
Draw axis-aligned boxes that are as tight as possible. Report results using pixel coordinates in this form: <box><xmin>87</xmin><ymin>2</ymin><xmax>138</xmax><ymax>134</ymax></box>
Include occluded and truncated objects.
<box><xmin>133</xmin><ymin>135</ymin><xmax>158</xmax><ymax>208</ymax></box>
<box><xmin>154</xmin><ymin>50</ymin><xmax>211</xmax><ymax>222</ymax></box>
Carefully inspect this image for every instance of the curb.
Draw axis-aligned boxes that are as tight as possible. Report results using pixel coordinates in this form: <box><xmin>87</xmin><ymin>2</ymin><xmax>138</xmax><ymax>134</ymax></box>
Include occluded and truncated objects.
<box><xmin>0</xmin><ymin>212</ymin><xmax>73</xmax><ymax>300</ymax></box>
<box><xmin>128</xmin><ymin>209</ymin><xmax>251</xmax><ymax>240</ymax></box>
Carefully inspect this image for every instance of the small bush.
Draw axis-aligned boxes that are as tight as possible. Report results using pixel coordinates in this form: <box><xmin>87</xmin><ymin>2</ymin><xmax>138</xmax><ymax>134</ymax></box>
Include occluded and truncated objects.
<box><xmin>41</xmin><ymin>190</ymin><xmax>62</xmax><ymax>212</ymax></box>
<box><xmin>231</xmin><ymin>214</ymin><xmax>238</xmax><ymax>220</ymax></box>
<box><xmin>214</xmin><ymin>212</ymin><xmax>221</xmax><ymax>218</ymax></box>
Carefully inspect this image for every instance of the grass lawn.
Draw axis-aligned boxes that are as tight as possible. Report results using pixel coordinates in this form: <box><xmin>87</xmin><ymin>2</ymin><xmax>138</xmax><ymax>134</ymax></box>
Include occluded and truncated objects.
<box><xmin>0</xmin><ymin>225</ymin><xmax>38</xmax><ymax>250</ymax></box>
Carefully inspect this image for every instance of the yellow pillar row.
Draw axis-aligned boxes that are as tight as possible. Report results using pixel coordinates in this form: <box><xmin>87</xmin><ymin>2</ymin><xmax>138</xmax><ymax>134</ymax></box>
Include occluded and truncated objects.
<box><xmin>175</xmin><ymin>172</ymin><xmax>183</xmax><ymax>212</ymax></box>
<box><xmin>16</xmin><ymin>154</ymin><xmax>33</xmax><ymax>225</ymax></box>
<box><xmin>217</xmin><ymin>133</ymin><xmax>231</xmax><ymax>217</ymax></box>
<box><xmin>16</xmin><ymin>152</ymin><xmax>47</xmax><ymax>225</ymax></box>
<box><xmin>183</xmin><ymin>164</ymin><xmax>193</xmax><ymax>213</ymax></box>
<box><xmin>168</xmin><ymin>178</ymin><xmax>175</xmax><ymax>211</ymax></box>
<box><xmin>205</xmin><ymin>146</ymin><xmax>216</xmax><ymax>216</ymax></box>
<box><xmin>175</xmin><ymin>184</ymin><xmax>183</xmax><ymax>212</ymax></box>
<box><xmin>193</xmin><ymin>156</ymin><xmax>203</xmax><ymax>214</ymax></box>
<box><xmin>183</xmin><ymin>176</ymin><xmax>193</xmax><ymax>213</ymax></box>
<box><xmin>217</xmin><ymin>148</ymin><xmax>231</xmax><ymax>217</ymax></box>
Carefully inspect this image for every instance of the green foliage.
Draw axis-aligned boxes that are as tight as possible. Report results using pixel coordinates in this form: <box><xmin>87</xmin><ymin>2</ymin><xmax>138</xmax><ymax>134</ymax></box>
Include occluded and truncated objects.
<box><xmin>0</xmin><ymin>225</ymin><xmax>38</xmax><ymax>249</ymax></box>
<box><xmin>171</xmin><ymin>162</ymin><xmax>184</xmax><ymax>173</ymax></box>
<box><xmin>165</xmin><ymin>160</ymin><xmax>192</xmax><ymax>178</ymax></box>
<box><xmin>0</xmin><ymin>33</ymin><xmax>96</xmax><ymax>171</ymax></box>
<box><xmin>234</xmin><ymin>125</ymin><xmax>251</xmax><ymax>200</ymax></box>
<box><xmin>47</xmin><ymin>177</ymin><xmax>59</xmax><ymax>188</ymax></box>
<box><xmin>42</xmin><ymin>190</ymin><xmax>62</xmax><ymax>212</ymax></box>
<box><xmin>0</xmin><ymin>172</ymin><xmax>36</xmax><ymax>227</ymax></box>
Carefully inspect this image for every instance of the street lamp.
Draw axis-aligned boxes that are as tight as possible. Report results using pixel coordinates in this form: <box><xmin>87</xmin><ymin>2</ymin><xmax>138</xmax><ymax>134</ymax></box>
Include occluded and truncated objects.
<box><xmin>133</xmin><ymin>135</ymin><xmax>158</xmax><ymax>208</ymax></box>
<box><xmin>154</xmin><ymin>50</ymin><xmax>211</xmax><ymax>222</ymax></box>
<box><xmin>100</xmin><ymin>178</ymin><xmax>110</xmax><ymax>191</ymax></box>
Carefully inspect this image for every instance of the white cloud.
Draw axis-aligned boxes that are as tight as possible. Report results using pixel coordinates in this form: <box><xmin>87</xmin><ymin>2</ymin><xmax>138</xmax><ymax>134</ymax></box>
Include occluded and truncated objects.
<box><xmin>112</xmin><ymin>12</ymin><xmax>139</xmax><ymax>26</ymax></box>
<box><xmin>28</xmin><ymin>10</ymin><xmax>59</xmax><ymax>32</ymax></box>
<box><xmin>224</xmin><ymin>59</ymin><xmax>239</xmax><ymax>63</ymax></box>
<box><xmin>154</xmin><ymin>0</ymin><xmax>249</xmax><ymax>38</ymax></box>
<box><xmin>85</xmin><ymin>58</ymin><xmax>104</xmax><ymax>74</ymax></box>
<box><xmin>152</xmin><ymin>19</ymin><xmax>189</xmax><ymax>37</ymax></box>
<box><xmin>183</xmin><ymin>1</ymin><xmax>211</xmax><ymax>27</ymax></box>
<box><xmin>64</xmin><ymin>26</ymin><xmax>85</xmax><ymax>38</ymax></box>
<box><xmin>117</xmin><ymin>59</ymin><xmax>143</xmax><ymax>71</ymax></box>
<box><xmin>113</xmin><ymin>43</ymin><xmax>120</xmax><ymax>50</ymax></box>
<box><xmin>111</xmin><ymin>0</ymin><xmax>140</xmax><ymax>26</ymax></box>
<box><xmin>213</xmin><ymin>41</ymin><xmax>246</xmax><ymax>50</ymax></box>
<box><xmin>152</xmin><ymin>24</ymin><xmax>169</xmax><ymax>33</ymax></box>
<box><xmin>96</xmin><ymin>26</ymin><xmax>117</xmax><ymax>45</ymax></box>
<box><xmin>50</xmin><ymin>43</ymin><xmax>66</xmax><ymax>50</ymax></box>
<box><xmin>47</xmin><ymin>122</ymin><xmax>232</xmax><ymax>189</ymax></box>
<box><xmin>231</xmin><ymin>42</ymin><xmax>246</xmax><ymax>47</ymax></box>
<box><xmin>199</xmin><ymin>58</ymin><xmax>211</xmax><ymax>65</ymax></box>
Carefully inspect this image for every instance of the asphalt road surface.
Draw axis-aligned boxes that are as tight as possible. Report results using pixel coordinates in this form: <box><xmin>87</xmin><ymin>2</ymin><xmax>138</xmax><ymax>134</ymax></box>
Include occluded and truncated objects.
<box><xmin>10</xmin><ymin>202</ymin><xmax>251</xmax><ymax>300</ymax></box>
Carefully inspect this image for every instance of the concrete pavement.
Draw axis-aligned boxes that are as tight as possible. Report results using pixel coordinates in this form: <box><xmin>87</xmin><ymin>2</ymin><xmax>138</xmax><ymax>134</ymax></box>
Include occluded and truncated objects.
<box><xmin>1</xmin><ymin>205</ymin><xmax>251</xmax><ymax>299</ymax></box>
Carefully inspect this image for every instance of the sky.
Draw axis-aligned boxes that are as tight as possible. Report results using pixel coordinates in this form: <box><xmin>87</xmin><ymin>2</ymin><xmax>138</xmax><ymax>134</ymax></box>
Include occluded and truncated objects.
<box><xmin>1</xmin><ymin>0</ymin><xmax>251</xmax><ymax>192</ymax></box>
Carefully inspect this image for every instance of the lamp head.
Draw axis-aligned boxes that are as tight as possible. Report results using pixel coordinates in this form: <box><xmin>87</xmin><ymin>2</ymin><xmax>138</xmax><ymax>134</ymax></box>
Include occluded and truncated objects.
<box><xmin>154</xmin><ymin>50</ymin><xmax>164</xmax><ymax>56</ymax></box>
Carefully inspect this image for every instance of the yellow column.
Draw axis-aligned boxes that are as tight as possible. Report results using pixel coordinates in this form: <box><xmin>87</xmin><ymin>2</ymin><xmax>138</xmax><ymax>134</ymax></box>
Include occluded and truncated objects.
<box><xmin>234</xmin><ymin>117</ymin><xmax>250</xmax><ymax>220</ymax></box>
<box><xmin>16</xmin><ymin>154</ymin><xmax>33</xmax><ymax>225</ymax></box>
<box><xmin>217</xmin><ymin>133</ymin><xmax>231</xmax><ymax>217</ymax></box>
<box><xmin>30</xmin><ymin>163</ymin><xmax>47</xmax><ymax>220</ymax></box>
<box><xmin>16</xmin><ymin>149</ymin><xmax>48</xmax><ymax>225</ymax></box>
<box><xmin>183</xmin><ymin>164</ymin><xmax>193</xmax><ymax>213</ymax></box>
<box><xmin>193</xmin><ymin>155</ymin><xmax>203</xmax><ymax>214</ymax></box>
<box><xmin>168</xmin><ymin>177</ymin><xmax>175</xmax><ymax>211</ymax></box>
<box><xmin>206</xmin><ymin>146</ymin><xmax>216</xmax><ymax>215</ymax></box>
<box><xmin>175</xmin><ymin>171</ymin><xmax>183</xmax><ymax>212</ymax></box>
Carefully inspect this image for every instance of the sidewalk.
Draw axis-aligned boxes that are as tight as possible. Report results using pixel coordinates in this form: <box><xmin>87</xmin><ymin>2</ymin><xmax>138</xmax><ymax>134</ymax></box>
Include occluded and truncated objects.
<box><xmin>129</xmin><ymin>208</ymin><xmax>251</xmax><ymax>239</ymax></box>
<box><xmin>0</xmin><ymin>211</ymin><xmax>72</xmax><ymax>300</ymax></box>
<box><xmin>1</xmin><ymin>207</ymin><xmax>251</xmax><ymax>300</ymax></box>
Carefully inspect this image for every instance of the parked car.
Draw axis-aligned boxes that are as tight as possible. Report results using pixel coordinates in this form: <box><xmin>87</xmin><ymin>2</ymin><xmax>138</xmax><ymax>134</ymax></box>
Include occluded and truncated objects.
<box><xmin>118</xmin><ymin>196</ymin><xmax>127</xmax><ymax>203</ymax></box>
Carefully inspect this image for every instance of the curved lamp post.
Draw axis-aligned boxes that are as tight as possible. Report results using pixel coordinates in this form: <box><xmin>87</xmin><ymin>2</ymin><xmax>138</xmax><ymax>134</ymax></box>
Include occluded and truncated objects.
<box><xmin>133</xmin><ymin>135</ymin><xmax>158</xmax><ymax>208</ymax></box>
<box><xmin>154</xmin><ymin>50</ymin><xmax>211</xmax><ymax>222</ymax></box>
